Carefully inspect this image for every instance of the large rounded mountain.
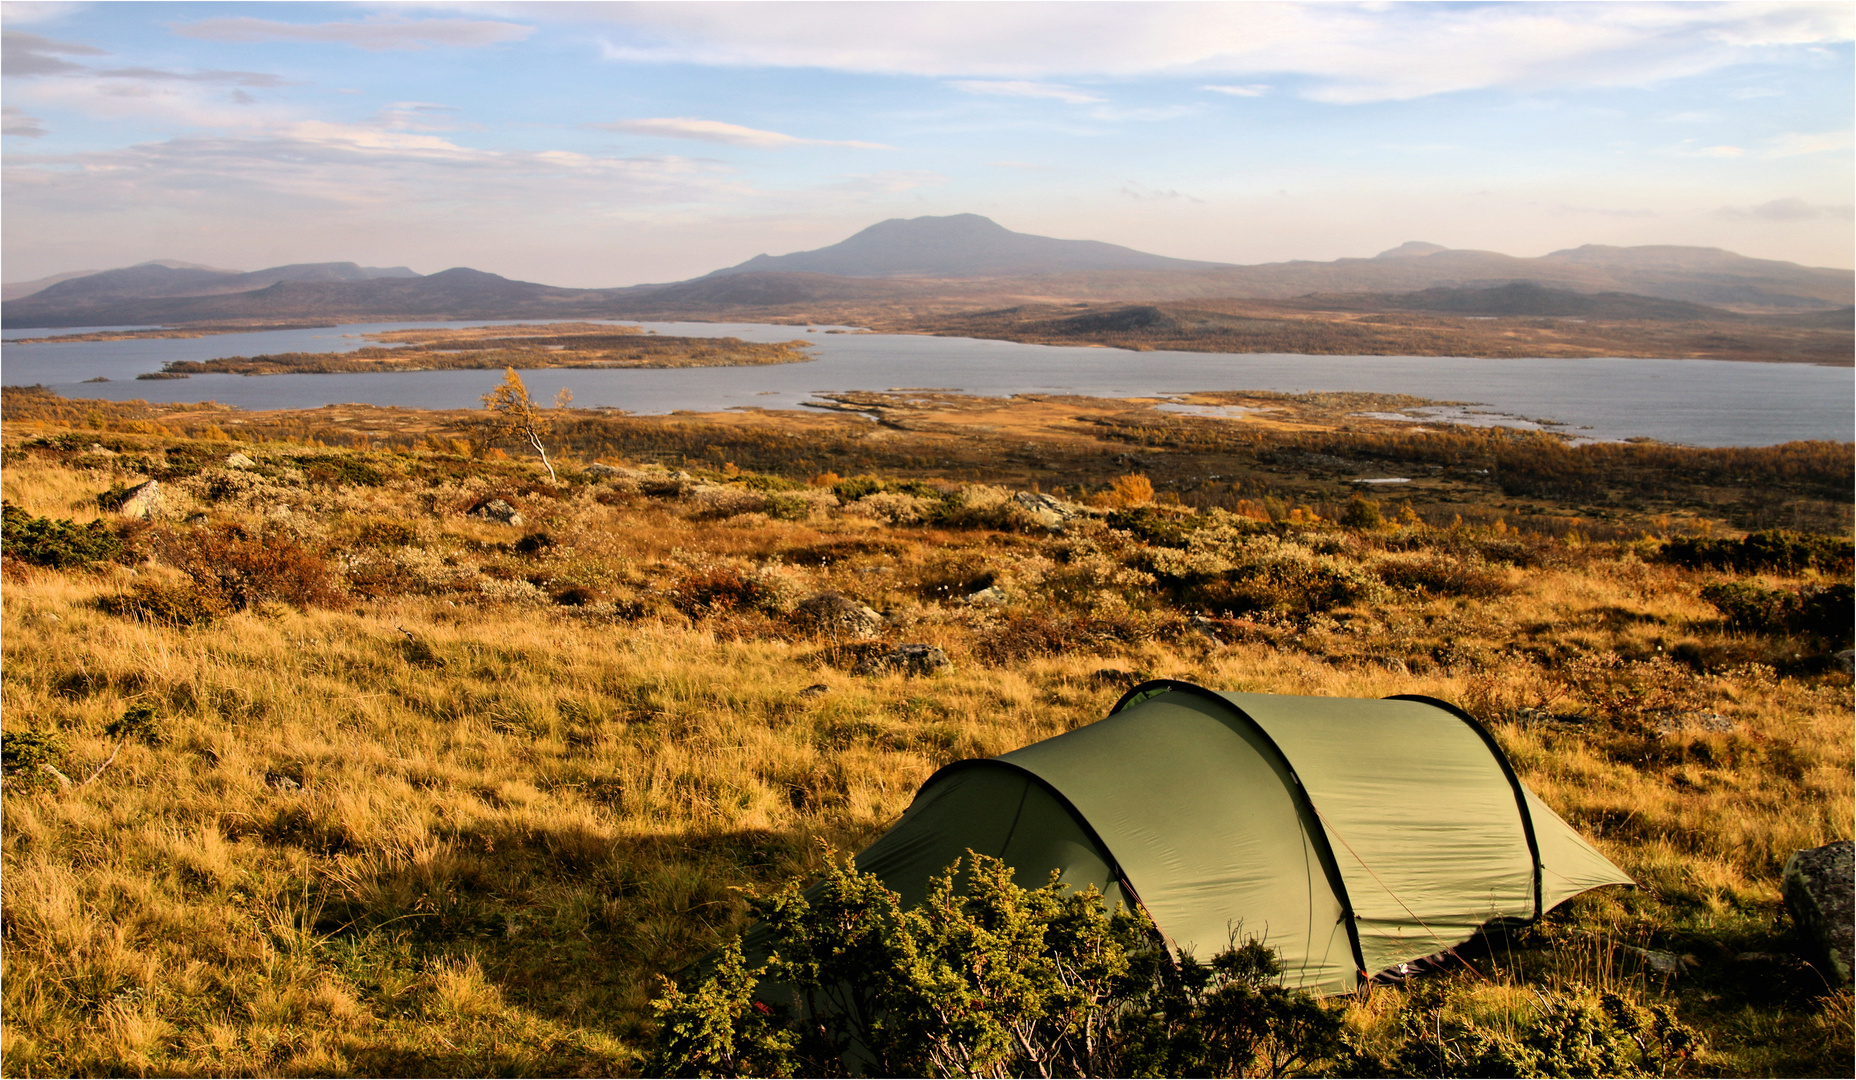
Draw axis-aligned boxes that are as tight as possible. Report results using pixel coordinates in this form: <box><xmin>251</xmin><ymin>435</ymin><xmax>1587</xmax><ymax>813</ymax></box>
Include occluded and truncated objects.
<box><xmin>704</xmin><ymin>213</ymin><xmax>1224</xmax><ymax>279</ymax></box>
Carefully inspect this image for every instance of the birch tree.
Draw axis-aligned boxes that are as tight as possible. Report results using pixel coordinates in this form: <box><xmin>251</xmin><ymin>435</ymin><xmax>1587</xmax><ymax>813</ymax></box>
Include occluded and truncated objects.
<box><xmin>480</xmin><ymin>367</ymin><xmax>571</xmax><ymax>482</ymax></box>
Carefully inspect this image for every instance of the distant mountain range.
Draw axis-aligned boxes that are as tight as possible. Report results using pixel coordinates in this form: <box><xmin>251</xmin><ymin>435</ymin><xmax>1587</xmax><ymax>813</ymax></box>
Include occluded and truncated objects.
<box><xmin>4</xmin><ymin>215</ymin><xmax>1851</xmax><ymax>329</ymax></box>
<box><xmin>703</xmin><ymin>213</ymin><xmax>1220</xmax><ymax>278</ymax></box>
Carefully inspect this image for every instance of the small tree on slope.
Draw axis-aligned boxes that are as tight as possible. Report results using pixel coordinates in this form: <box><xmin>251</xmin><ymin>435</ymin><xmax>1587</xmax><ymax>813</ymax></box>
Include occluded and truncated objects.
<box><xmin>480</xmin><ymin>367</ymin><xmax>571</xmax><ymax>482</ymax></box>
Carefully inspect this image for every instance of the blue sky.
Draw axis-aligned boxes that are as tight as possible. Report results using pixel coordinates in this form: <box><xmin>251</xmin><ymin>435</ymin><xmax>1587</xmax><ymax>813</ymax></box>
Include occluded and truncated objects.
<box><xmin>3</xmin><ymin>1</ymin><xmax>1850</xmax><ymax>286</ymax></box>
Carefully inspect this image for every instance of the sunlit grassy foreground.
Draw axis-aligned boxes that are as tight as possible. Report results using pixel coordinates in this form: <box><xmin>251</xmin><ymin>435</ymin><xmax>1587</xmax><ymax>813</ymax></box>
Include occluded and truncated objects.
<box><xmin>1</xmin><ymin>421</ymin><xmax>1849</xmax><ymax>1077</ymax></box>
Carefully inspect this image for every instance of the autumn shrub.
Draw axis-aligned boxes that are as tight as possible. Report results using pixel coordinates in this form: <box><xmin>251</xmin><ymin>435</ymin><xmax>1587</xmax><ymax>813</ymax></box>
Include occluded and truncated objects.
<box><xmin>0</xmin><ymin>501</ymin><xmax>123</xmax><ymax>569</ymax></box>
<box><xmin>1</xmin><ymin>727</ymin><xmax>67</xmax><ymax>791</ymax></box>
<box><xmin>101</xmin><ymin>580</ymin><xmax>230</xmax><ymax>626</ymax></box>
<box><xmin>1701</xmin><ymin>580</ymin><xmax>1854</xmax><ymax>644</ymax></box>
<box><xmin>649</xmin><ymin>853</ymin><xmax>1359</xmax><ymax>1079</ymax></box>
<box><xmin>1106</xmin><ymin>505</ymin><xmax>1207</xmax><ymax>548</ymax></box>
<box><xmin>156</xmin><ymin>523</ymin><xmax>344</xmax><ymax>611</ymax></box>
<box><xmin>1662</xmin><ymin>530</ymin><xmax>1853</xmax><ymax>575</ymax></box>
<box><xmin>1387</xmin><ymin>983</ymin><xmax>1702</xmax><ymax>1078</ymax></box>
<box><xmin>973</xmin><ymin>611</ymin><xmax>1176</xmax><ymax>664</ymax></box>
<box><xmin>671</xmin><ymin>563</ymin><xmax>794</xmax><ymax>616</ymax></box>
<box><xmin>1340</xmin><ymin>497</ymin><xmax>1383</xmax><ymax>530</ymax></box>
<box><xmin>293</xmin><ymin>454</ymin><xmax>392</xmax><ymax>487</ymax></box>
<box><xmin>1374</xmin><ymin>555</ymin><xmax>1512</xmax><ymax>599</ymax></box>
<box><xmin>1109</xmin><ymin>473</ymin><xmax>1156</xmax><ymax>508</ymax></box>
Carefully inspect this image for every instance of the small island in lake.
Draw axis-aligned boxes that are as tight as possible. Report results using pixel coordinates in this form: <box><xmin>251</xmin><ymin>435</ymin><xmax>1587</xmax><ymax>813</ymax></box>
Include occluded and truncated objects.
<box><xmin>147</xmin><ymin>322</ymin><xmax>813</xmax><ymax>377</ymax></box>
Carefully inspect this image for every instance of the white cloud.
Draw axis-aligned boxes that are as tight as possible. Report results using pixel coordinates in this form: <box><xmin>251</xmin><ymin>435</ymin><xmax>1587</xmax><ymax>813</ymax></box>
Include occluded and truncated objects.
<box><xmin>1203</xmin><ymin>84</ymin><xmax>1270</xmax><ymax>97</ymax></box>
<box><xmin>563</xmin><ymin>1</ymin><xmax>1854</xmax><ymax>103</ymax></box>
<box><xmin>948</xmin><ymin>80</ymin><xmax>1104</xmax><ymax>105</ymax></box>
<box><xmin>174</xmin><ymin>15</ymin><xmax>533</xmax><ymax>52</ymax></box>
<box><xmin>1118</xmin><ymin>181</ymin><xmax>1203</xmax><ymax>203</ymax></box>
<box><xmin>595</xmin><ymin>117</ymin><xmax>887</xmax><ymax>149</ymax></box>
<box><xmin>2</xmin><ymin>105</ymin><xmax>47</xmax><ymax>137</ymax></box>
<box><xmin>4</xmin><ymin>126</ymin><xmax>741</xmax><ymax>216</ymax></box>
<box><xmin>1719</xmin><ymin>197</ymin><xmax>1854</xmax><ymax>221</ymax></box>
<box><xmin>1762</xmin><ymin>130</ymin><xmax>1852</xmax><ymax>158</ymax></box>
<box><xmin>2</xmin><ymin>30</ymin><xmax>105</xmax><ymax>76</ymax></box>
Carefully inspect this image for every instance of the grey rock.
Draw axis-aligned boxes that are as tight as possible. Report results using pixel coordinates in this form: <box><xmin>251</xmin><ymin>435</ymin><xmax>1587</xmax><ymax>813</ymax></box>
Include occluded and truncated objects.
<box><xmin>966</xmin><ymin>585</ymin><xmax>1007</xmax><ymax>605</ymax></box>
<box><xmin>1835</xmin><ymin>648</ymin><xmax>1853</xmax><ymax>674</ymax></box>
<box><xmin>1783</xmin><ymin>840</ymin><xmax>1854</xmax><ymax>986</ymax></box>
<box><xmin>1187</xmin><ymin>614</ymin><xmax>1225</xmax><ymax>645</ymax></box>
<box><xmin>264</xmin><ymin>772</ymin><xmax>301</xmax><ymax>793</ymax></box>
<box><xmin>798</xmin><ymin>683</ymin><xmax>831</xmax><ymax>698</ymax></box>
<box><xmin>115</xmin><ymin>480</ymin><xmax>163</xmax><ymax>519</ymax></box>
<box><xmin>854</xmin><ymin>643</ymin><xmax>952</xmax><ymax>678</ymax></box>
<box><xmin>1621</xmin><ymin>946</ymin><xmax>1697</xmax><ymax>978</ymax></box>
<box><xmin>467</xmin><ymin>498</ymin><xmax>524</xmax><ymax>527</ymax></box>
<box><xmin>586</xmin><ymin>462</ymin><xmax>625</xmax><ymax>477</ymax></box>
<box><xmin>224</xmin><ymin>452</ymin><xmax>257</xmax><ymax>469</ymax></box>
<box><xmin>791</xmin><ymin>593</ymin><xmax>886</xmax><ymax>640</ymax></box>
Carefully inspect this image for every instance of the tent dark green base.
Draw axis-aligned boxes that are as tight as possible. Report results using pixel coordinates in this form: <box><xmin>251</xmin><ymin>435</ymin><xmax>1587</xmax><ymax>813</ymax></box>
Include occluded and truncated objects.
<box><xmin>846</xmin><ymin>680</ymin><xmax>1632</xmax><ymax>995</ymax></box>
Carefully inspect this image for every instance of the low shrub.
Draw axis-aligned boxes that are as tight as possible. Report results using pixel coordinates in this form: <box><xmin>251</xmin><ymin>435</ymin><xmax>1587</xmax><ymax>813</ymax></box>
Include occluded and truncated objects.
<box><xmin>293</xmin><ymin>454</ymin><xmax>392</xmax><ymax>487</ymax></box>
<box><xmin>974</xmin><ymin>611</ymin><xmax>1175</xmax><ymax>664</ymax></box>
<box><xmin>649</xmin><ymin>853</ymin><xmax>1359</xmax><ymax>1079</ymax></box>
<box><xmin>1662</xmin><ymin>530</ymin><xmax>1853</xmax><ymax>575</ymax></box>
<box><xmin>1375</xmin><ymin>555</ymin><xmax>1512</xmax><ymax>599</ymax></box>
<box><xmin>1</xmin><ymin>727</ymin><xmax>66</xmax><ymax>790</ymax></box>
<box><xmin>1388</xmin><ymin>984</ymin><xmax>1702</xmax><ymax>1078</ymax></box>
<box><xmin>670</xmin><ymin>563</ymin><xmax>793</xmax><ymax>616</ymax></box>
<box><xmin>0</xmin><ymin>501</ymin><xmax>123</xmax><ymax>569</ymax></box>
<box><xmin>1701</xmin><ymin>580</ymin><xmax>1854</xmax><ymax>644</ymax></box>
<box><xmin>155</xmin><ymin>523</ymin><xmax>344</xmax><ymax>611</ymax></box>
<box><xmin>101</xmin><ymin>581</ymin><xmax>230</xmax><ymax>626</ymax></box>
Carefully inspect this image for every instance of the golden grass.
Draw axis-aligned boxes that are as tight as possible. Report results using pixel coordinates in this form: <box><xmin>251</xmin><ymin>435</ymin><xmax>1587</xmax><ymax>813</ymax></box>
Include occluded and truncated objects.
<box><xmin>2</xmin><ymin>413</ymin><xmax>1850</xmax><ymax>1076</ymax></box>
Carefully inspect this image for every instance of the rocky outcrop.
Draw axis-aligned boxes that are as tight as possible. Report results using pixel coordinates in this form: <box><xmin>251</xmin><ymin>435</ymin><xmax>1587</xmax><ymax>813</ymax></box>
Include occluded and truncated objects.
<box><xmin>115</xmin><ymin>480</ymin><xmax>163</xmax><ymax>519</ymax></box>
<box><xmin>224</xmin><ymin>452</ymin><xmax>257</xmax><ymax>469</ymax></box>
<box><xmin>1783</xmin><ymin>841</ymin><xmax>1853</xmax><ymax>986</ymax></box>
<box><xmin>467</xmin><ymin>498</ymin><xmax>523</xmax><ymax>526</ymax></box>
<box><xmin>790</xmin><ymin>593</ymin><xmax>885</xmax><ymax>640</ymax></box>
<box><xmin>853</xmin><ymin>643</ymin><xmax>951</xmax><ymax>678</ymax></box>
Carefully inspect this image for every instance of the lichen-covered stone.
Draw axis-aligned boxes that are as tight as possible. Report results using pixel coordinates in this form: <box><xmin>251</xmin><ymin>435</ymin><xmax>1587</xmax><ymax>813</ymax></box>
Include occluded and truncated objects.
<box><xmin>1783</xmin><ymin>840</ymin><xmax>1853</xmax><ymax>986</ymax></box>
<box><xmin>467</xmin><ymin>498</ymin><xmax>523</xmax><ymax>527</ymax></box>
<box><xmin>790</xmin><ymin>593</ymin><xmax>885</xmax><ymax>640</ymax></box>
<box><xmin>853</xmin><ymin>643</ymin><xmax>951</xmax><ymax>678</ymax></box>
<box><xmin>116</xmin><ymin>480</ymin><xmax>163</xmax><ymax>519</ymax></box>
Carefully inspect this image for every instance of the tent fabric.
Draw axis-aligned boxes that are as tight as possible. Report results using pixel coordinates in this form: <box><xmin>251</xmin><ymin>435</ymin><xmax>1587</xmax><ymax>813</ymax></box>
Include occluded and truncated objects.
<box><xmin>847</xmin><ymin>680</ymin><xmax>1632</xmax><ymax>996</ymax></box>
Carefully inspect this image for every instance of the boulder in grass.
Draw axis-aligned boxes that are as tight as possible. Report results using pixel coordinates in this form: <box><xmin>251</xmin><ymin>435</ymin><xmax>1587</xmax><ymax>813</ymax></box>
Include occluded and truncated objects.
<box><xmin>791</xmin><ymin>593</ymin><xmax>885</xmax><ymax>640</ymax></box>
<box><xmin>115</xmin><ymin>480</ymin><xmax>163</xmax><ymax>519</ymax></box>
<box><xmin>467</xmin><ymin>498</ymin><xmax>523</xmax><ymax>527</ymax></box>
<box><xmin>853</xmin><ymin>643</ymin><xmax>951</xmax><ymax>678</ymax></box>
<box><xmin>1783</xmin><ymin>840</ymin><xmax>1854</xmax><ymax>986</ymax></box>
<box><xmin>225</xmin><ymin>452</ymin><xmax>257</xmax><ymax>469</ymax></box>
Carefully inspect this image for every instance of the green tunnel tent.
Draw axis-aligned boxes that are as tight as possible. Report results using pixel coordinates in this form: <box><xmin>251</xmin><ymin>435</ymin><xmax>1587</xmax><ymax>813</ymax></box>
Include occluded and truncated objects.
<box><xmin>841</xmin><ymin>680</ymin><xmax>1632</xmax><ymax>996</ymax></box>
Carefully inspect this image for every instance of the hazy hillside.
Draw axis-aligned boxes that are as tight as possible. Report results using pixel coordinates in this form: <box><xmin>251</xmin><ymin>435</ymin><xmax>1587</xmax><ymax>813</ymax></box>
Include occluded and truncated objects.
<box><xmin>6</xmin><ymin>218</ymin><xmax>1851</xmax><ymax>329</ymax></box>
<box><xmin>705</xmin><ymin>213</ymin><xmax>1223</xmax><ymax>278</ymax></box>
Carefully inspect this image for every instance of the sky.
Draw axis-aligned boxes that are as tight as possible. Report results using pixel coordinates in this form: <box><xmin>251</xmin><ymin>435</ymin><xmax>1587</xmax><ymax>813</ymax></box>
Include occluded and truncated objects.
<box><xmin>2</xmin><ymin>1</ymin><xmax>1851</xmax><ymax>287</ymax></box>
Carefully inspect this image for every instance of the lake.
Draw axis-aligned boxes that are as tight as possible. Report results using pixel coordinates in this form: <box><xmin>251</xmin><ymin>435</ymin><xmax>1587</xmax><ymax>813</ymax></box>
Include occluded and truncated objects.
<box><xmin>3</xmin><ymin>319</ymin><xmax>1851</xmax><ymax>448</ymax></box>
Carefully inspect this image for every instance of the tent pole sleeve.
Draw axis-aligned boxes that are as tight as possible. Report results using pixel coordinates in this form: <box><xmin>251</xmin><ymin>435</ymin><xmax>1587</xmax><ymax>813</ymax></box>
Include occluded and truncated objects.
<box><xmin>914</xmin><ymin>758</ymin><xmax>1159</xmax><ymax>943</ymax></box>
<box><xmin>1385</xmin><ymin>694</ymin><xmax>1545</xmax><ymax>922</ymax></box>
<box><xmin>1111</xmin><ymin>680</ymin><xmax>1370</xmax><ymax>988</ymax></box>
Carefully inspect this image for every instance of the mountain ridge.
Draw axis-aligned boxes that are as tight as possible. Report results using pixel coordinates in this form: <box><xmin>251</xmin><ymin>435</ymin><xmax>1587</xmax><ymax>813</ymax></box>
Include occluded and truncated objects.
<box><xmin>5</xmin><ymin>216</ymin><xmax>1850</xmax><ymax>329</ymax></box>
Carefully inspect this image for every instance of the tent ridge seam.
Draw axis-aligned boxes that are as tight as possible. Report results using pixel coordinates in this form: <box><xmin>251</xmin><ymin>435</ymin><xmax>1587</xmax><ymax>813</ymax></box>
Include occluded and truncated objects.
<box><xmin>1384</xmin><ymin>693</ymin><xmax>1546</xmax><ymax>922</ymax></box>
<box><xmin>1109</xmin><ymin>679</ymin><xmax>1371</xmax><ymax>987</ymax></box>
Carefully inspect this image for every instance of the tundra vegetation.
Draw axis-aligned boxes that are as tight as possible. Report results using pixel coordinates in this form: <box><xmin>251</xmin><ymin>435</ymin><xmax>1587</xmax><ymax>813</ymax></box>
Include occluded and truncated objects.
<box><xmin>146</xmin><ymin>323</ymin><xmax>812</xmax><ymax>378</ymax></box>
<box><xmin>0</xmin><ymin>383</ymin><xmax>1850</xmax><ymax>1077</ymax></box>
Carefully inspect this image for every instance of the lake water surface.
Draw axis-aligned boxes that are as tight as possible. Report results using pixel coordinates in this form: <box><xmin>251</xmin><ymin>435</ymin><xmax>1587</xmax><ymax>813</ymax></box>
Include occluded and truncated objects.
<box><xmin>3</xmin><ymin>319</ymin><xmax>1850</xmax><ymax>448</ymax></box>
